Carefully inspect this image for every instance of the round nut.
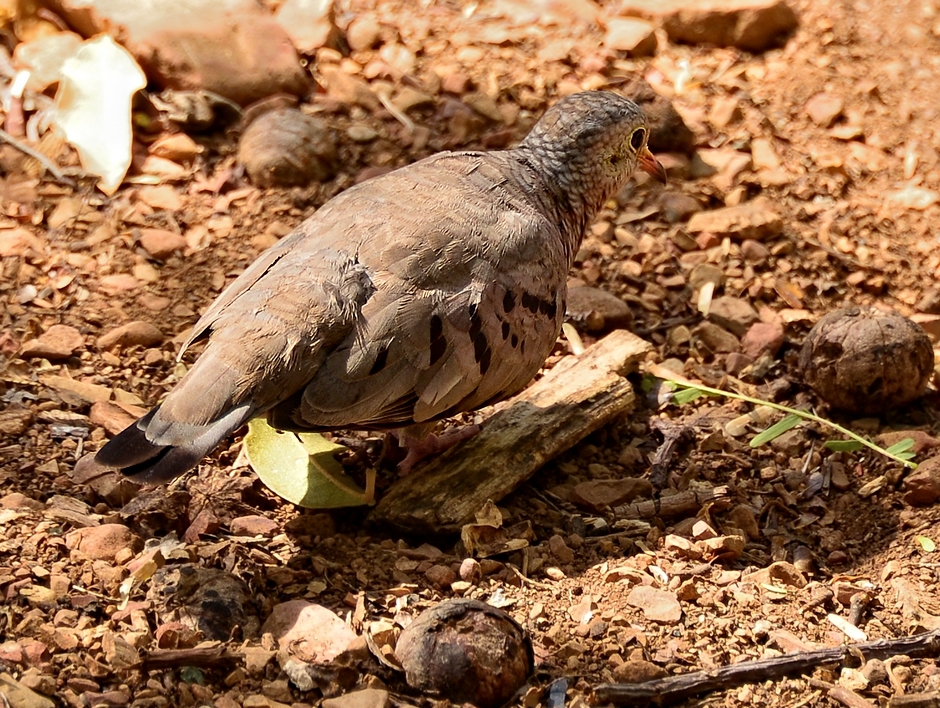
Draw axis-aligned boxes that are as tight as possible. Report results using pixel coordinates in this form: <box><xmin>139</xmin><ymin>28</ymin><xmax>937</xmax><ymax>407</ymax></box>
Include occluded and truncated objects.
<box><xmin>238</xmin><ymin>108</ymin><xmax>337</xmax><ymax>187</ymax></box>
<box><xmin>395</xmin><ymin>599</ymin><xmax>532</xmax><ymax>708</ymax></box>
<box><xmin>799</xmin><ymin>306</ymin><xmax>934</xmax><ymax>415</ymax></box>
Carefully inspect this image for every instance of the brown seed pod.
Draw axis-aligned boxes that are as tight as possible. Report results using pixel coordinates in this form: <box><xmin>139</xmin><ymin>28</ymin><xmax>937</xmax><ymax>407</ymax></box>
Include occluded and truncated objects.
<box><xmin>238</xmin><ymin>107</ymin><xmax>337</xmax><ymax>187</ymax></box>
<box><xmin>395</xmin><ymin>599</ymin><xmax>533</xmax><ymax>708</ymax></box>
<box><xmin>799</xmin><ymin>306</ymin><xmax>934</xmax><ymax>415</ymax></box>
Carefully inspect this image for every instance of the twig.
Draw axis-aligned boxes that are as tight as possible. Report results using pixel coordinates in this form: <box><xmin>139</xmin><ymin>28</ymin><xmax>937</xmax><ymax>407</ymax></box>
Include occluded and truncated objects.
<box><xmin>0</xmin><ymin>127</ymin><xmax>75</xmax><ymax>186</ymax></box>
<box><xmin>614</xmin><ymin>485</ymin><xmax>732</xmax><ymax>521</ymax></box>
<box><xmin>594</xmin><ymin>628</ymin><xmax>940</xmax><ymax>706</ymax></box>
<box><xmin>137</xmin><ymin>644</ymin><xmax>242</xmax><ymax>671</ymax></box>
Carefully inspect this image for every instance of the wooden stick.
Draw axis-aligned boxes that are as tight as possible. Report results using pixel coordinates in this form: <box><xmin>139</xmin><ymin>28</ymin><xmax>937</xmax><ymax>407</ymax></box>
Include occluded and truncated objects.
<box><xmin>370</xmin><ymin>330</ymin><xmax>653</xmax><ymax>534</ymax></box>
<box><xmin>594</xmin><ymin>629</ymin><xmax>940</xmax><ymax>706</ymax></box>
<box><xmin>614</xmin><ymin>486</ymin><xmax>732</xmax><ymax>521</ymax></box>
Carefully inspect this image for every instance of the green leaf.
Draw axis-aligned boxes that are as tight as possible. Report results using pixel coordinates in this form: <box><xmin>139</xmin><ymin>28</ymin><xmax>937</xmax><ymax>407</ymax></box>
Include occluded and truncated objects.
<box><xmin>244</xmin><ymin>417</ymin><xmax>372</xmax><ymax>509</ymax></box>
<box><xmin>886</xmin><ymin>438</ymin><xmax>916</xmax><ymax>455</ymax></box>
<box><xmin>673</xmin><ymin>388</ymin><xmax>703</xmax><ymax>405</ymax></box>
<box><xmin>750</xmin><ymin>413</ymin><xmax>801</xmax><ymax>448</ymax></box>
<box><xmin>824</xmin><ymin>439</ymin><xmax>866</xmax><ymax>452</ymax></box>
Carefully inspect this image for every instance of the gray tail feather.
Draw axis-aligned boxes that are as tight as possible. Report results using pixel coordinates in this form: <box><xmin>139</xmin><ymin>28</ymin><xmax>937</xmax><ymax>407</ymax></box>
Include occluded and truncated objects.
<box><xmin>94</xmin><ymin>404</ymin><xmax>251</xmax><ymax>485</ymax></box>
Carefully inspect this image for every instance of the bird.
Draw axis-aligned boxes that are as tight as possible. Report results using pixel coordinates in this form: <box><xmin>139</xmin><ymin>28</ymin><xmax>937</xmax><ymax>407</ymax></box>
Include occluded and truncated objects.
<box><xmin>94</xmin><ymin>90</ymin><xmax>666</xmax><ymax>485</ymax></box>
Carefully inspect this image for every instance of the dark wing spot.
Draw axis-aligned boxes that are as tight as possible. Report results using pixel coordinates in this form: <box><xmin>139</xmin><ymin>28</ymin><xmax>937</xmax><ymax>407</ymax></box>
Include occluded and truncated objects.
<box><xmin>369</xmin><ymin>345</ymin><xmax>389</xmax><ymax>375</ymax></box>
<box><xmin>521</xmin><ymin>292</ymin><xmax>540</xmax><ymax>314</ymax></box>
<box><xmin>469</xmin><ymin>312</ymin><xmax>482</xmax><ymax>341</ymax></box>
<box><xmin>430</xmin><ymin>314</ymin><xmax>443</xmax><ymax>342</ymax></box>
<box><xmin>473</xmin><ymin>331</ymin><xmax>488</xmax><ymax>363</ymax></box>
<box><xmin>468</xmin><ymin>302</ymin><xmax>478</xmax><ymax>318</ymax></box>
<box><xmin>479</xmin><ymin>346</ymin><xmax>492</xmax><ymax>375</ymax></box>
<box><xmin>503</xmin><ymin>290</ymin><xmax>516</xmax><ymax>313</ymax></box>
<box><xmin>511</xmin><ymin>334</ymin><xmax>518</xmax><ymax>348</ymax></box>
<box><xmin>538</xmin><ymin>297</ymin><xmax>557</xmax><ymax>319</ymax></box>
<box><xmin>430</xmin><ymin>335</ymin><xmax>447</xmax><ymax>366</ymax></box>
<box><xmin>501</xmin><ymin>321</ymin><xmax>510</xmax><ymax>339</ymax></box>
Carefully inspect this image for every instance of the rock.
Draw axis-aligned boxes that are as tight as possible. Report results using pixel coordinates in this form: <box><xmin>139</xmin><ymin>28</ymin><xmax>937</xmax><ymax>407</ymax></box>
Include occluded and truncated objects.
<box><xmin>0</xmin><ymin>228</ymin><xmax>42</xmax><ymax>257</ymax></box>
<box><xmin>548</xmin><ymin>534</ymin><xmax>575</xmax><ymax>563</ymax></box>
<box><xmin>239</xmin><ymin>108</ymin><xmax>337</xmax><ymax>187</ymax></box>
<box><xmin>72</xmin><ymin>452</ymin><xmax>143</xmax><ymax>507</ymax></box>
<box><xmin>20</xmin><ymin>324</ymin><xmax>84</xmax><ymax>360</ymax></box>
<box><xmin>612</xmin><ymin>659</ymin><xmax>668</xmax><ymax>683</ymax></box>
<box><xmin>0</xmin><ymin>673</ymin><xmax>55</xmax><ymax>708</ymax></box>
<box><xmin>569</xmin><ymin>479</ymin><xmax>654</xmax><ymax>512</ymax></box>
<box><xmin>139</xmin><ymin>228</ymin><xmax>186</xmax><ymax>259</ymax></box>
<box><xmin>275</xmin><ymin>0</ymin><xmax>339</xmax><ymax>54</ymax></box>
<box><xmin>97</xmin><ymin>321</ymin><xmax>164</xmax><ymax>350</ymax></box>
<box><xmin>230</xmin><ymin>515</ymin><xmax>279</xmax><ymax>537</ymax></box>
<box><xmin>346</xmin><ymin>14</ymin><xmax>382</xmax><ymax>51</ymax></box>
<box><xmin>0</xmin><ymin>493</ymin><xmax>44</xmax><ymax>511</ymax></box>
<box><xmin>625</xmin><ymin>585</ymin><xmax>682</xmax><ymax>623</ymax></box>
<box><xmin>319</xmin><ymin>65</ymin><xmax>380</xmax><ymax>110</ymax></box>
<box><xmin>40</xmin><ymin>375</ymin><xmax>111</xmax><ymax>404</ymax></box>
<box><xmin>745</xmin><ymin>561</ymin><xmax>807</xmax><ymax>588</ymax></box>
<box><xmin>687</xmin><ymin>198</ymin><xmax>783</xmax><ymax>241</ymax></box>
<box><xmin>740</xmin><ymin>239</ymin><xmax>770</xmax><ymax>263</ymax></box>
<box><xmin>708</xmin><ymin>296</ymin><xmax>759</xmax><ymax>336</ymax></box>
<box><xmin>67</xmin><ymin>524</ymin><xmax>143</xmax><ymax>561</ymax></box>
<box><xmin>149</xmin><ymin>133</ymin><xmax>202</xmax><ymax>163</ymax></box>
<box><xmin>604</xmin><ymin>17</ymin><xmax>657</xmax><ymax>55</ymax></box>
<box><xmin>459</xmin><ymin>558</ymin><xmax>482</xmax><ymax>583</ymax></box>
<box><xmin>903</xmin><ymin>457</ymin><xmax>940</xmax><ymax>507</ymax></box>
<box><xmin>659</xmin><ymin>192</ymin><xmax>702</xmax><ymax>223</ymax></box>
<box><xmin>693</xmin><ymin>322</ymin><xmax>740</xmax><ymax>353</ymax></box>
<box><xmin>725</xmin><ymin>352</ymin><xmax>753</xmax><ymax>375</ymax></box>
<box><xmin>322</xmin><ymin>689</ymin><xmax>390</xmax><ymax>708</ymax></box>
<box><xmin>693</xmin><ymin>148</ymin><xmax>752</xmax><ymax>190</ymax></box>
<box><xmin>566</xmin><ymin>286</ymin><xmax>633</xmax><ymax>332</ymax></box>
<box><xmin>708</xmin><ymin>96</ymin><xmax>742</xmax><ymax>128</ymax></box>
<box><xmin>805</xmin><ymin>92</ymin><xmax>844</xmax><ymax>128</ymax></box>
<box><xmin>742</xmin><ymin>321</ymin><xmax>785</xmax><ymax>358</ymax></box>
<box><xmin>89</xmin><ymin>401</ymin><xmax>141</xmax><ymax>435</ymax></box>
<box><xmin>620</xmin><ymin>77</ymin><xmax>695</xmax><ymax>154</ymax></box>
<box><xmin>44</xmin><ymin>0</ymin><xmax>309</xmax><ymax>105</ymax></box>
<box><xmin>261</xmin><ymin>600</ymin><xmax>357</xmax><ymax>665</ymax></box>
<box><xmin>618</xmin><ymin>0</ymin><xmax>798</xmax><ymax>52</ymax></box>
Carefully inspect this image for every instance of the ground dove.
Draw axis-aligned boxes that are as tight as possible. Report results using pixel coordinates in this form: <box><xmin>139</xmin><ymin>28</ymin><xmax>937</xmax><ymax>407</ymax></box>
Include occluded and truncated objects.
<box><xmin>95</xmin><ymin>91</ymin><xmax>665</xmax><ymax>483</ymax></box>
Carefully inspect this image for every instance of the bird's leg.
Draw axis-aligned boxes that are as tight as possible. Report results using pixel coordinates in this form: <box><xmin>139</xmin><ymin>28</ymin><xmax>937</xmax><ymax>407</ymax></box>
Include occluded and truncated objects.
<box><xmin>392</xmin><ymin>422</ymin><xmax>482</xmax><ymax>475</ymax></box>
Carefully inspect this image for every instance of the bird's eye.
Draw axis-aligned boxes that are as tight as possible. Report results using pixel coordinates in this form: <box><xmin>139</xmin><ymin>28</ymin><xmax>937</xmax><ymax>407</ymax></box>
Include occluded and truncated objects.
<box><xmin>630</xmin><ymin>128</ymin><xmax>646</xmax><ymax>151</ymax></box>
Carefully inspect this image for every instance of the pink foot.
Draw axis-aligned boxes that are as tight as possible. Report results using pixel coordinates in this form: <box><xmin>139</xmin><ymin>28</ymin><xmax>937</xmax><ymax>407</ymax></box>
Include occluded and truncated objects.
<box><xmin>396</xmin><ymin>425</ymin><xmax>481</xmax><ymax>475</ymax></box>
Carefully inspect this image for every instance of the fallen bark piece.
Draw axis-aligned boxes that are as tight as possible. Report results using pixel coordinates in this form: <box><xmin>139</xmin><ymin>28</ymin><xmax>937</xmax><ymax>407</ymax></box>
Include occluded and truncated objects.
<box><xmin>370</xmin><ymin>330</ymin><xmax>653</xmax><ymax>533</ymax></box>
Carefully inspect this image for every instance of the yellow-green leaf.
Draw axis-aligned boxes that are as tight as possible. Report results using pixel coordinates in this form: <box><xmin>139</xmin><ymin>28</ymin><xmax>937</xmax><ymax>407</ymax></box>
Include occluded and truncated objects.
<box><xmin>916</xmin><ymin>535</ymin><xmax>936</xmax><ymax>553</ymax></box>
<box><xmin>244</xmin><ymin>417</ymin><xmax>373</xmax><ymax>509</ymax></box>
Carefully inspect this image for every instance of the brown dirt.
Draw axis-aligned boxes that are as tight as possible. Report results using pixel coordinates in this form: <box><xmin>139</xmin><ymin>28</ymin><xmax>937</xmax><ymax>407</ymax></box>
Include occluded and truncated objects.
<box><xmin>4</xmin><ymin>0</ymin><xmax>940</xmax><ymax>706</ymax></box>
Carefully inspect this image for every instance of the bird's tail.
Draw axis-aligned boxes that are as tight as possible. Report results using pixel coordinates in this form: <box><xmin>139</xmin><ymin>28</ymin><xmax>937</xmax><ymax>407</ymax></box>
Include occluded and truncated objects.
<box><xmin>94</xmin><ymin>403</ymin><xmax>252</xmax><ymax>485</ymax></box>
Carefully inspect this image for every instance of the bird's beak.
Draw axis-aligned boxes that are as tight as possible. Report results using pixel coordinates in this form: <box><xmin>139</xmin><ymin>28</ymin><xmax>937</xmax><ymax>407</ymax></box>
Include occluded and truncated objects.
<box><xmin>638</xmin><ymin>147</ymin><xmax>667</xmax><ymax>184</ymax></box>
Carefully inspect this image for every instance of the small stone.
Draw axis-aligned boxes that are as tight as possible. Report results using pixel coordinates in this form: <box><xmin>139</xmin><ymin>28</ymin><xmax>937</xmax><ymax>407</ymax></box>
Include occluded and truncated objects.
<box><xmin>745</xmin><ymin>561</ymin><xmax>807</xmax><ymax>588</ymax></box>
<box><xmin>903</xmin><ymin>457</ymin><xmax>940</xmax><ymax>507</ymax></box>
<box><xmin>346</xmin><ymin>15</ymin><xmax>381</xmax><ymax>51</ymax></box>
<box><xmin>548</xmin><ymin>534</ymin><xmax>575</xmax><ymax>563</ymax></box>
<box><xmin>742</xmin><ymin>321</ymin><xmax>785</xmax><ymax>359</ymax></box>
<box><xmin>139</xmin><ymin>228</ymin><xmax>186</xmax><ymax>260</ymax></box>
<box><xmin>725</xmin><ymin>352</ymin><xmax>753</xmax><ymax>375</ymax></box>
<box><xmin>687</xmin><ymin>198</ymin><xmax>783</xmax><ymax>241</ymax></box>
<box><xmin>0</xmin><ymin>228</ymin><xmax>42</xmax><ymax>257</ymax></box>
<box><xmin>239</xmin><ymin>108</ymin><xmax>337</xmax><ymax>187</ymax></box>
<box><xmin>441</xmin><ymin>71</ymin><xmax>471</xmax><ymax>95</ymax></box>
<box><xmin>694</xmin><ymin>322</ymin><xmax>740</xmax><ymax>354</ymax></box>
<box><xmin>741</xmin><ymin>239</ymin><xmax>770</xmax><ymax>263</ymax></box>
<box><xmin>708</xmin><ymin>96</ymin><xmax>742</xmax><ymax>129</ymax></box>
<box><xmin>425</xmin><ymin>564</ymin><xmax>456</xmax><ymax>588</ymax></box>
<box><xmin>625</xmin><ymin>585</ymin><xmax>682</xmax><ymax>623</ymax></box>
<box><xmin>603</xmin><ymin>17</ymin><xmax>657</xmax><ymax>56</ymax></box>
<box><xmin>150</xmin><ymin>133</ymin><xmax>202</xmax><ymax>163</ymax></box>
<box><xmin>230</xmin><ymin>515</ymin><xmax>279</xmax><ymax>536</ymax></box>
<box><xmin>0</xmin><ymin>493</ymin><xmax>44</xmax><ymax>511</ymax></box>
<box><xmin>566</xmin><ymin>286</ymin><xmax>633</xmax><ymax>332</ymax></box>
<box><xmin>89</xmin><ymin>401</ymin><xmax>141</xmax><ymax>436</ymax></box>
<box><xmin>659</xmin><ymin>192</ymin><xmax>702</xmax><ymax>223</ymax></box>
<box><xmin>459</xmin><ymin>558</ymin><xmax>482</xmax><ymax>583</ymax></box>
<box><xmin>708</xmin><ymin>296</ymin><xmax>759</xmax><ymax>336</ymax></box>
<box><xmin>463</xmin><ymin>92</ymin><xmax>503</xmax><ymax>122</ymax></box>
<box><xmin>805</xmin><ymin>92</ymin><xmax>844</xmax><ymax>127</ymax></box>
<box><xmin>67</xmin><ymin>524</ymin><xmax>143</xmax><ymax>561</ymax></box>
<box><xmin>20</xmin><ymin>324</ymin><xmax>84</xmax><ymax>360</ymax></box>
<box><xmin>97</xmin><ymin>321</ymin><xmax>164</xmax><ymax>350</ymax></box>
<box><xmin>612</xmin><ymin>659</ymin><xmax>668</xmax><ymax>683</ymax></box>
<box><xmin>569</xmin><ymin>479</ymin><xmax>653</xmax><ymax>512</ymax></box>
<box><xmin>261</xmin><ymin>600</ymin><xmax>357</xmax><ymax>665</ymax></box>
<box><xmin>275</xmin><ymin>0</ymin><xmax>338</xmax><ymax>54</ymax></box>
<box><xmin>0</xmin><ymin>673</ymin><xmax>55</xmax><ymax>708</ymax></box>
<box><xmin>322</xmin><ymin>688</ymin><xmax>390</xmax><ymax>708</ymax></box>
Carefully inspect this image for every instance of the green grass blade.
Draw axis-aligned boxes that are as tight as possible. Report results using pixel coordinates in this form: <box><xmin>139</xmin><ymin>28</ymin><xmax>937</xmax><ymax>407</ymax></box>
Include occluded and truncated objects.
<box><xmin>750</xmin><ymin>413</ymin><xmax>801</xmax><ymax>448</ymax></box>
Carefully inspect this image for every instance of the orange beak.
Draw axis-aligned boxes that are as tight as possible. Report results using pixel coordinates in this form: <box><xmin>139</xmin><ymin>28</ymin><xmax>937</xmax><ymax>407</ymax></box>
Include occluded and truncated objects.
<box><xmin>638</xmin><ymin>146</ymin><xmax>667</xmax><ymax>184</ymax></box>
